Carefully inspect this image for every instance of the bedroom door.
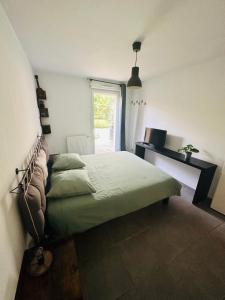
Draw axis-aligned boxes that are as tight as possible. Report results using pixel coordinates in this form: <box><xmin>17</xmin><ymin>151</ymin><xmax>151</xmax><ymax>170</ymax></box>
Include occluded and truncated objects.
<box><xmin>93</xmin><ymin>90</ymin><xmax>121</xmax><ymax>154</ymax></box>
<box><xmin>211</xmin><ymin>166</ymin><xmax>225</xmax><ymax>215</ymax></box>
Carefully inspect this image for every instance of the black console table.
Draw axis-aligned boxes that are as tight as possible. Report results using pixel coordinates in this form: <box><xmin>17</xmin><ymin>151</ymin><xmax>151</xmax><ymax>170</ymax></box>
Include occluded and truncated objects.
<box><xmin>135</xmin><ymin>142</ymin><xmax>217</xmax><ymax>204</ymax></box>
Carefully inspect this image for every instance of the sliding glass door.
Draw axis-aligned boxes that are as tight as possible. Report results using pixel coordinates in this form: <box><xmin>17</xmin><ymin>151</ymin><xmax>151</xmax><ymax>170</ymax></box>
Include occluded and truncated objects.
<box><xmin>93</xmin><ymin>90</ymin><xmax>121</xmax><ymax>154</ymax></box>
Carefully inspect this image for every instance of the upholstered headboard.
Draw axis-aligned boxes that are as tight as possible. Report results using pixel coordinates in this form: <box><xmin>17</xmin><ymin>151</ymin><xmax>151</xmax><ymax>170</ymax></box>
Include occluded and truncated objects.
<box><xmin>13</xmin><ymin>136</ymin><xmax>49</xmax><ymax>243</ymax></box>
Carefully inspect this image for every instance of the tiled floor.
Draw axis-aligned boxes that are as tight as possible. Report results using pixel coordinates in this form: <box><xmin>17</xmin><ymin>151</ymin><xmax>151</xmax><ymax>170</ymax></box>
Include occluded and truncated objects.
<box><xmin>76</xmin><ymin>196</ymin><xmax>225</xmax><ymax>300</ymax></box>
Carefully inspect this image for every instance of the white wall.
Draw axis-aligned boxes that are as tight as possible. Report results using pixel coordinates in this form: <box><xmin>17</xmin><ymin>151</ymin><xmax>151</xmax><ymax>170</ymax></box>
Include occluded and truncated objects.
<box><xmin>129</xmin><ymin>56</ymin><xmax>225</xmax><ymax>196</ymax></box>
<box><xmin>36</xmin><ymin>71</ymin><xmax>93</xmax><ymax>154</ymax></box>
<box><xmin>0</xmin><ymin>4</ymin><xmax>40</xmax><ymax>300</ymax></box>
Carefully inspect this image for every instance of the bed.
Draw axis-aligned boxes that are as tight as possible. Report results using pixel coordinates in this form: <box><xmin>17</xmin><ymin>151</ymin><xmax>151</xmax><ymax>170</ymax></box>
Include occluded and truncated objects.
<box><xmin>46</xmin><ymin>151</ymin><xmax>181</xmax><ymax>236</ymax></box>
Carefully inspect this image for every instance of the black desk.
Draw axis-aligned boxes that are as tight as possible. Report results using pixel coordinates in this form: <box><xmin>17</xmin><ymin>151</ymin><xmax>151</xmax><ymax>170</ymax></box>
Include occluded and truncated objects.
<box><xmin>135</xmin><ymin>142</ymin><xmax>217</xmax><ymax>204</ymax></box>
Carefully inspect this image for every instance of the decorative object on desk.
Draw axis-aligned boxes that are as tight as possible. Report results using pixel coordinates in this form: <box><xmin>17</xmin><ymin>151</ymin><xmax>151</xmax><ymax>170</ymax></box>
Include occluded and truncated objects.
<box><xmin>35</xmin><ymin>75</ymin><xmax>46</xmax><ymax>100</ymax></box>
<box><xmin>42</xmin><ymin>124</ymin><xmax>51</xmax><ymax>134</ymax></box>
<box><xmin>127</xmin><ymin>41</ymin><xmax>142</xmax><ymax>89</ymax></box>
<box><xmin>178</xmin><ymin>144</ymin><xmax>199</xmax><ymax>161</ymax></box>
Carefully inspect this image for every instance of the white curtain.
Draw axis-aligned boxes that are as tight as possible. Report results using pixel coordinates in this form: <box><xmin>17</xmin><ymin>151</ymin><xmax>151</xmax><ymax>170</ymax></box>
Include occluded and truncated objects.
<box><xmin>127</xmin><ymin>98</ymin><xmax>146</xmax><ymax>153</ymax></box>
<box><xmin>114</xmin><ymin>96</ymin><xmax>122</xmax><ymax>151</ymax></box>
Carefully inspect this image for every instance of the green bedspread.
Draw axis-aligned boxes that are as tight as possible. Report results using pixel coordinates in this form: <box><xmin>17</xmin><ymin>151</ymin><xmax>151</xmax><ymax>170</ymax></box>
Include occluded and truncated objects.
<box><xmin>47</xmin><ymin>151</ymin><xmax>181</xmax><ymax>235</ymax></box>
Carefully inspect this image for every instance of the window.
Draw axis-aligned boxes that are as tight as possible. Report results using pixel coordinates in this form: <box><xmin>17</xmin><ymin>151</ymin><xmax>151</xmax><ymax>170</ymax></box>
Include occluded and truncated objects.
<box><xmin>93</xmin><ymin>90</ymin><xmax>121</xmax><ymax>154</ymax></box>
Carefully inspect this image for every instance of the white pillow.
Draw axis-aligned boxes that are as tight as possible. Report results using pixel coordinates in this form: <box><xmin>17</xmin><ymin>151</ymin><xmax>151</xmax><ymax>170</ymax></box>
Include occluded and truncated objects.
<box><xmin>47</xmin><ymin>169</ymin><xmax>96</xmax><ymax>198</ymax></box>
<box><xmin>52</xmin><ymin>153</ymin><xmax>86</xmax><ymax>170</ymax></box>
<box><xmin>36</xmin><ymin>149</ymin><xmax>48</xmax><ymax>185</ymax></box>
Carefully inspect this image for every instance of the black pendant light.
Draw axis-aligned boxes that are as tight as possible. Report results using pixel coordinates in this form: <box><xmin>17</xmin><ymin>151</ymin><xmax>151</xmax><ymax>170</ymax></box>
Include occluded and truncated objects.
<box><xmin>127</xmin><ymin>41</ymin><xmax>142</xmax><ymax>89</ymax></box>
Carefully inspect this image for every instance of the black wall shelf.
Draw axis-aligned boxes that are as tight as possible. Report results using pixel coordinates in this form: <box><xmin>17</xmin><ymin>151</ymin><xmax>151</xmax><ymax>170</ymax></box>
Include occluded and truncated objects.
<box><xmin>40</xmin><ymin>108</ymin><xmax>49</xmax><ymax>118</ymax></box>
<box><xmin>35</xmin><ymin>75</ymin><xmax>51</xmax><ymax>135</ymax></box>
<box><xmin>42</xmin><ymin>125</ymin><xmax>51</xmax><ymax>134</ymax></box>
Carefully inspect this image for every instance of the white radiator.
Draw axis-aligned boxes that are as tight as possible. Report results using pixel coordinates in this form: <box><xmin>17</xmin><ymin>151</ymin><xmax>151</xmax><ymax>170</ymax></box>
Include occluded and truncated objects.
<box><xmin>67</xmin><ymin>135</ymin><xmax>94</xmax><ymax>155</ymax></box>
<box><xmin>211</xmin><ymin>166</ymin><xmax>225</xmax><ymax>215</ymax></box>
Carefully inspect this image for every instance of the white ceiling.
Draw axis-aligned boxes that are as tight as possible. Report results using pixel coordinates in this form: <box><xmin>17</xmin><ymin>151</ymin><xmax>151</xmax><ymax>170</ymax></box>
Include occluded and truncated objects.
<box><xmin>1</xmin><ymin>0</ymin><xmax>225</xmax><ymax>81</ymax></box>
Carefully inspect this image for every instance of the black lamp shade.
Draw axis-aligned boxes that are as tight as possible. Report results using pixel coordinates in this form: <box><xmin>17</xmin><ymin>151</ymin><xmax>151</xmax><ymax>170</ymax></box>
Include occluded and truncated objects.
<box><xmin>127</xmin><ymin>66</ymin><xmax>142</xmax><ymax>88</ymax></box>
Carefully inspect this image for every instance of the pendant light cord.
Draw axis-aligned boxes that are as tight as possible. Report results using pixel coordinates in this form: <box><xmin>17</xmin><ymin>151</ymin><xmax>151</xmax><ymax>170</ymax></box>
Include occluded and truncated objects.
<box><xmin>135</xmin><ymin>51</ymin><xmax>138</xmax><ymax>66</ymax></box>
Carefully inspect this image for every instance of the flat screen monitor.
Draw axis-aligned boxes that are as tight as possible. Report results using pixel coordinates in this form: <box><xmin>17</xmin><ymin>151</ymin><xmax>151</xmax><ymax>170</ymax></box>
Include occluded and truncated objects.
<box><xmin>144</xmin><ymin>128</ymin><xmax>167</xmax><ymax>149</ymax></box>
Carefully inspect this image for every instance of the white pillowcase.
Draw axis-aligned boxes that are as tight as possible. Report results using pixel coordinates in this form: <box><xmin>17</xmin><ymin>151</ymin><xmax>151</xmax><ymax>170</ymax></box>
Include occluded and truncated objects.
<box><xmin>36</xmin><ymin>149</ymin><xmax>48</xmax><ymax>185</ymax></box>
<box><xmin>52</xmin><ymin>153</ymin><xmax>86</xmax><ymax>170</ymax></box>
<box><xmin>47</xmin><ymin>169</ymin><xmax>96</xmax><ymax>198</ymax></box>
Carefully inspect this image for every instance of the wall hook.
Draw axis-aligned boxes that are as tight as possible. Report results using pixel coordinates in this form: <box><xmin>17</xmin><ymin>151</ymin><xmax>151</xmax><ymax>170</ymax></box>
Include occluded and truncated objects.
<box><xmin>15</xmin><ymin>168</ymin><xmax>28</xmax><ymax>175</ymax></box>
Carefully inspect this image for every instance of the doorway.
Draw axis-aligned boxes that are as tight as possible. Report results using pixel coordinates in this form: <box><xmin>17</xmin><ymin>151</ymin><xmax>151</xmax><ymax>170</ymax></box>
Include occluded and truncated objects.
<box><xmin>93</xmin><ymin>90</ymin><xmax>121</xmax><ymax>154</ymax></box>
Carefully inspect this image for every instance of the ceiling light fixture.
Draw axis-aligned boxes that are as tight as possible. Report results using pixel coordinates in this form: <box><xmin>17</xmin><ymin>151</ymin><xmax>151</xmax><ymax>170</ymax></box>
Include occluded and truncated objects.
<box><xmin>127</xmin><ymin>41</ymin><xmax>142</xmax><ymax>89</ymax></box>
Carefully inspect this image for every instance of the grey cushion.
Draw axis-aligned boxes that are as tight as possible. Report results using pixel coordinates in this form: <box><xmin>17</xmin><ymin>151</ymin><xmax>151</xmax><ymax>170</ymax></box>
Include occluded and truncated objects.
<box><xmin>30</xmin><ymin>166</ymin><xmax>46</xmax><ymax>211</ymax></box>
<box><xmin>18</xmin><ymin>184</ymin><xmax>45</xmax><ymax>242</ymax></box>
<box><xmin>35</xmin><ymin>149</ymin><xmax>48</xmax><ymax>184</ymax></box>
<box><xmin>41</xmin><ymin>138</ymin><xmax>49</xmax><ymax>161</ymax></box>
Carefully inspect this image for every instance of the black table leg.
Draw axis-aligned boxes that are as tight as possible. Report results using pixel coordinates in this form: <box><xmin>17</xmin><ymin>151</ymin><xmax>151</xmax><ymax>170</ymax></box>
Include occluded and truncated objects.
<box><xmin>135</xmin><ymin>144</ymin><xmax>145</xmax><ymax>159</ymax></box>
<box><xmin>193</xmin><ymin>167</ymin><xmax>217</xmax><ymax>204</ymax></box>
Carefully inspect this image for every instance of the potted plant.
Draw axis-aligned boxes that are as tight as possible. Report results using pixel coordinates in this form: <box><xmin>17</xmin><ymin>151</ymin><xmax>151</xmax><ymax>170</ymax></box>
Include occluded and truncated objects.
<box><xmin>178</xmin><ymin>144</ymin><xmax>199</xmax><ymax>161</ymax></box>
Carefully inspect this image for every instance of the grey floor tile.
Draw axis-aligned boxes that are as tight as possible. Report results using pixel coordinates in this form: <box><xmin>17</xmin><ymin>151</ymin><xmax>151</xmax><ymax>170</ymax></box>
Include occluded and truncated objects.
<box><xmin>133</xmin><ymin>265</ymin><xmax>199</xmax><ymax>300</ymax></box>
<box><xmin>80</xmin><ymin>246</ymin><xmax>133</xmax><ymax>300</ymax></box>
<box><xmin>77</xmin><ymin>197</ymin><xmax>225</xmax><ymax>300</ymax></box>
<box><xmin>210</xmin><ymin>222</ymin><xmax>225</xmax><ymax>249</ymax></box>
<box><xmin>168</xmin><ymin>237</ymin><xmax>225</xmax><ymax>299</ymax></box>
<box><xmin>120</xmin><ymin>231</ymin><xmax>161</xmax><ymax>282</ymax></box>
<box><xmin>116</xmin><ymin>289</ymin><xmax>140</xmax><ymax>300</ymax></box>
<box><xmin>76</xmin><ymin>223</ymin><xmax>114</xmax><ymax>264</ymax></box>
<box><xmin>108</xmin><ymin>206</ymin><xmax>158</xmax><ymax>244</ymax></box>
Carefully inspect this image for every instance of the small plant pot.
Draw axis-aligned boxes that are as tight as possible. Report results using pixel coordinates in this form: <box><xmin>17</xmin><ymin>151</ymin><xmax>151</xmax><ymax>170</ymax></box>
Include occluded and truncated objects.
<box><xmin>185</xmin><ymin>152</ymin><xmax>192</xmax><ymax>161</ymax></box>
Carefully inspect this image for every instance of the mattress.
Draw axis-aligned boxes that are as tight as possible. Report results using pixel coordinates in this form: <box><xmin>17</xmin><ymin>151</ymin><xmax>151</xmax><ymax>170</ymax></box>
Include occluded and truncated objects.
<box><xmin>47</xmin><ymin>151</ymin><xmax>181</xmax><ymax>235</ymax></box>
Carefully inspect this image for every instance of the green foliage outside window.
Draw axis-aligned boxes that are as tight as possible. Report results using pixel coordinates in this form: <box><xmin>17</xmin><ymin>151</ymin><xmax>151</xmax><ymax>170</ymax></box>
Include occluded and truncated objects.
<box><xmin>93</xmin><ymin>93</ymin><xmax>114</xmax><ymax>128</ymax></box>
